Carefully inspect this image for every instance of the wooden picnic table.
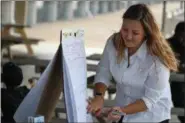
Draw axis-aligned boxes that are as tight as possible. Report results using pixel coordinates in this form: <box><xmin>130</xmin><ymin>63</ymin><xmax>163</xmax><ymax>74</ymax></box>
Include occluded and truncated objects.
<box><xmin>1</xmin><ymin>23</ymin><xmax>44</xmax><ymax>59</ymax></box>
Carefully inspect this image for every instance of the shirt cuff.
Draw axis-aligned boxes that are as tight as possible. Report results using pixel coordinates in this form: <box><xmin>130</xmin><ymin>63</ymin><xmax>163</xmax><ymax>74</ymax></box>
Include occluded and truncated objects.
<box><xmin>142</xmin><ymin>97</ymin><xmax>153</xmax><ymax>111</ymax></box>
<box><xmin>94</xmin><ymin>76</ymin><xmax>110</xmax><ymax>87</ymax></box>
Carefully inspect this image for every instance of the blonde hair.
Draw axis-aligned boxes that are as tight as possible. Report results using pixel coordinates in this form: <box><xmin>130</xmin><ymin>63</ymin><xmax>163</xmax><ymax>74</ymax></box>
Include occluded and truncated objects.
<box><xmin>113</xmin><ymin>4</ymin><xmax>178</xmax><ymax>71</ymax></box>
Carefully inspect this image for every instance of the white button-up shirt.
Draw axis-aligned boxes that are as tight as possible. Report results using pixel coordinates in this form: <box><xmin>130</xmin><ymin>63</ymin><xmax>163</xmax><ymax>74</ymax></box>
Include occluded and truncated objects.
<box><xmin>94</xmin><ymin>36</ymin><xmax>173</xmax><ymax>122</ymax></box>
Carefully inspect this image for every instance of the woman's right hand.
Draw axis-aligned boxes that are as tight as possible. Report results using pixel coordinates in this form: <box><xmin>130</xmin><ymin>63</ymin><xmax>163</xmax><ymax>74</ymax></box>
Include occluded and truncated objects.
<box><xmin>87</xmin><ymin>96</ymin><xmax>104</xmax><ymax>116</ymax></box>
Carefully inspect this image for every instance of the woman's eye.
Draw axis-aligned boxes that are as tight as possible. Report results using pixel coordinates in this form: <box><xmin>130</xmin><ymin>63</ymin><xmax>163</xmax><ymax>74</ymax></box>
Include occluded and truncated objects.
<box><xmin>133</xmin><ymin>33</ymin><xmax>139</xmax><ymax>35</ymax></box>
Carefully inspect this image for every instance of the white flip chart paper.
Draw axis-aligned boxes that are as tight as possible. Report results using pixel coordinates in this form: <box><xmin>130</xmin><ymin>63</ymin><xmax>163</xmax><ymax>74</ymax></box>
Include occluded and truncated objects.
<box><xmin>62</xmin><ymin>29</ymin><xmax>93</xmax><ymax>122</ymax></box>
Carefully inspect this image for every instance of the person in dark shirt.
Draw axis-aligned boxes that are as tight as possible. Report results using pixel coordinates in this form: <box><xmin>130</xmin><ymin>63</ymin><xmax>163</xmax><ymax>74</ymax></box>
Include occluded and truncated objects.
<box><xmin>1</xmin><ymin>62</ymin><xmax>29</xmax><ymax>123</ymax></box>
<box><xmin>167</xmin><ymin>21</ymin><xmax>185</xmax><ymax>123</ymax></box>
<box><xmin>167</xmin><ymin>21</ymin><xmax>185</xmax><ymax>72</ymax></box>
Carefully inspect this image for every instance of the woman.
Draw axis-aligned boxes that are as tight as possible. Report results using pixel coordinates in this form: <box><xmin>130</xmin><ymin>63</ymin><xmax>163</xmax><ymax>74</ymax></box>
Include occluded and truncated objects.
<box><xmin>87</xmin><ymin>4</ymin><xmax>178</xmax><ymax>123</ymax></box>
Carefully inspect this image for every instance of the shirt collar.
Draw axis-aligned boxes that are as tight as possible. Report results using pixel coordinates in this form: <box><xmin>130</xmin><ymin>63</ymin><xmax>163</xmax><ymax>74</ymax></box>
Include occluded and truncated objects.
<box><xmin>124</xmin><ymin>41</ymin><xmax>147</xmax><ymax>61</ymax></box>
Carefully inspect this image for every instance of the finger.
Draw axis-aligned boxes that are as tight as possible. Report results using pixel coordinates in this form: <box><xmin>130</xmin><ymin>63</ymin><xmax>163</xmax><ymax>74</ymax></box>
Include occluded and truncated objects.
<box><xmin>111</xmin><ymin>112</ymin><xmax>121</xmax><ymax>120</ymax></box>
<box><xmin>107</xmin><ymin>113</ymin><xmax>114</xmax><ymax>120</ymax></box>
<box><xmin>112</xmin><ymin>108</ymin><xmax>122</xmax><ymax>115</ymax></box>
<box><xmin>91</xmin><ymin>108</ymin><xmax>97</xmax><ymax>115</ymax></box>
<box><xmin>101</xmin><ymin>108</ymin><xmax>111</xmax><ymax>117</ymax></box>
<box><xmin>113</xmin><ymin>115</ymin><xmax>121</xmax><ymax>120</ymax></box>
<box><xmin>109</xmin><ymin>110</ymin><xmax>121</xmax><ymax>118</ymax></box>
<box><xmin>95</xmin><ymin>109</ymin><xmax>102</xmax><ymax>117</ymax></box>
<box><xmin>87</xmin><ymin>105</ymin><xmax>92</xmax><ymax>113</ymax></box>
<box><xmin>86</xmin><ymin>99</ymin><xmax>90</xmax><ymax>104</ymax></box>
<box><xmin>92</xmin><ymin>107</ymin><xmax>99</xmax><ymax>115</ymax></box>
<box><xmin>88</xmin><ymin>97</ymin><xmax>93</xmax><ymax>101</ymax></box>
<box><xmin>88</xmin><ymin>107</ymin><xmax>94</xmax><ymax>114</ymax></box>
<box><xmin>87</xmin><ymin>104</ymin><xmax>91</xmax><ymax>110</ymax></box>
<box><xmin>108</xmin><ymin>114</ymin><xmax>121</xmax><ymax>121</ymax></box>
<box><xmin>87</xmin><ymin>98</ymin><xmax>92</xmax><ymax>104</ymax></box>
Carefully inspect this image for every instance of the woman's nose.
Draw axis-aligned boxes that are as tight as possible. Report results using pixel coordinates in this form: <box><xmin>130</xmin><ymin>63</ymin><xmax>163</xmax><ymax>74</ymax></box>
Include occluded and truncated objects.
<box><xmin>126</xmin><ymin>33</ymin><xmax>132</xmax><ymax>40</ymax></box>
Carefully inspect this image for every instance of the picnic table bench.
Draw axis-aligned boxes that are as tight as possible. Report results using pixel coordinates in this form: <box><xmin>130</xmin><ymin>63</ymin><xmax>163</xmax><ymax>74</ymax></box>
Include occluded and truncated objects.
<box><xmin>1</xmin><ymin>23</ymin><xmax>31</xmax><ymax>28</ymax></box>
<box><xmin>86</xmin><ymin>53</ymin><xmax>102</xmax><ymax>61</ymax></box>
<box><xmin>1</xmin><ymin>36</ymin><xmax>43</xmax><ymax>47</ymax></box>
<box><xmin>1</xmin><ymin>57</ymin><xmax>97</xmax><ymax>72</ymax></box>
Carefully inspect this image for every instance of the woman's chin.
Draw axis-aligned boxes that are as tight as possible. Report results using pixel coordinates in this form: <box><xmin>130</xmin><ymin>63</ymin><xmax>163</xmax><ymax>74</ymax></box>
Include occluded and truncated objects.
<box><xmin>125</xmin><ymin>44</ymin><xmax>136</xmax><ymax>48</ymax></box>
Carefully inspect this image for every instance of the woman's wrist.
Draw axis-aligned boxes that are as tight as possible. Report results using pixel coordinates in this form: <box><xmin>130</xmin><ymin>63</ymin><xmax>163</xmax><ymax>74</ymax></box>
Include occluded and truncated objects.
<box><xmin>94</xmin><ymin>92</ymin><xmax>104</xmax><ymax>99</ymax></box>
<box><xmin>94</xmin><ymin>95</ymin><xmax>104</xmax><ymax>101</ymax></box>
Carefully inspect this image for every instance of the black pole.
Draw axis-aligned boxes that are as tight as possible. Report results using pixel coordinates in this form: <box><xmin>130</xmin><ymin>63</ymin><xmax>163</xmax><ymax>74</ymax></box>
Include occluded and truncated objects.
<box><xmin>180</xmin><ymin>1</ymin><xmax>184</xmax><ymax>9</ymax></box>
<box><xmin>184</xmin><ymin>1</ymin><xmax>185</xmax><ymax>21</ymax></box>
<box><xmin>184</xmin><ymin>1</ymin><xmax>185</xmax><ymax>121</ymax></box>
<box><xmin>161</xmin><ymin>1</ymin><xmax>166</xmax><ymax>34</ymax></box>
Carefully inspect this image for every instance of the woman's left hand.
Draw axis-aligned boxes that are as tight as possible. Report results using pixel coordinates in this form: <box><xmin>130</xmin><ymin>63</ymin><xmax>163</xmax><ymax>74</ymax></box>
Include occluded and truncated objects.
<box><xmin>107</xmin><ymin>106</ymin><xmax>123</xmax><ymax>122</ymax></box>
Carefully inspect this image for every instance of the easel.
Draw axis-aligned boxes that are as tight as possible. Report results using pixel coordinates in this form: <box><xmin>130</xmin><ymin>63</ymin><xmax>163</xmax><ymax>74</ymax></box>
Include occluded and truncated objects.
<box><xmin>14</xmin><ymin>30</ymin><xmax>91</xmax><ymax>123</ymax></box>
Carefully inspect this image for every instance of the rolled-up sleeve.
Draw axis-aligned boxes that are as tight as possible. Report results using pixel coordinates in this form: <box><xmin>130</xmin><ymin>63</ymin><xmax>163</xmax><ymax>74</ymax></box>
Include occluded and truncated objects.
<box><xmin>142</xmin><ymin>59</ymin><xmax>170</xmax><ymax>111</ymax></box>
<box><xmin>94</xmin><ymin>38</ymin><xmax>112</xmax><ymax>87</ymax></box>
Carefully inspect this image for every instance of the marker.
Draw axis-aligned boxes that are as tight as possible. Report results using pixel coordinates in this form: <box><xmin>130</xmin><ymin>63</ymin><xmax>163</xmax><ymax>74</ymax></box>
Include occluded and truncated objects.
<box><xmin>111</xmin><ymin>110</ymin><xmax>125</xmax><ymax>116</ymax></box>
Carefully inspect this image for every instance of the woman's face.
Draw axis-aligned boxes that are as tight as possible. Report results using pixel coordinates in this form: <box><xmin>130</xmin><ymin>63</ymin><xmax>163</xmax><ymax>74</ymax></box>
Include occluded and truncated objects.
<box><xmin>121</xmin><ymin>19</ymin><xmax>145</xmax><ymax>48</ymax></box>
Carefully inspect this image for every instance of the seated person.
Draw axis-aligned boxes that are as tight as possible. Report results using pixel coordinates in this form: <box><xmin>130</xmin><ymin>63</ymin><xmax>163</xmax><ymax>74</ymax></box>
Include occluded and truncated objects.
<box><xmin>1</xmin><ymin>62</ymin><xmax>29</xmax><ymax>123</ymax></box>
<box><xmin>167</xmin><ymin>21</ymin><xmax>185</xmax><ymax>123</ymax></box>
<box><xmin>167</xmin><ymin>21</ymin><xmax>185</xmax><ymax>72</ymax></box>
